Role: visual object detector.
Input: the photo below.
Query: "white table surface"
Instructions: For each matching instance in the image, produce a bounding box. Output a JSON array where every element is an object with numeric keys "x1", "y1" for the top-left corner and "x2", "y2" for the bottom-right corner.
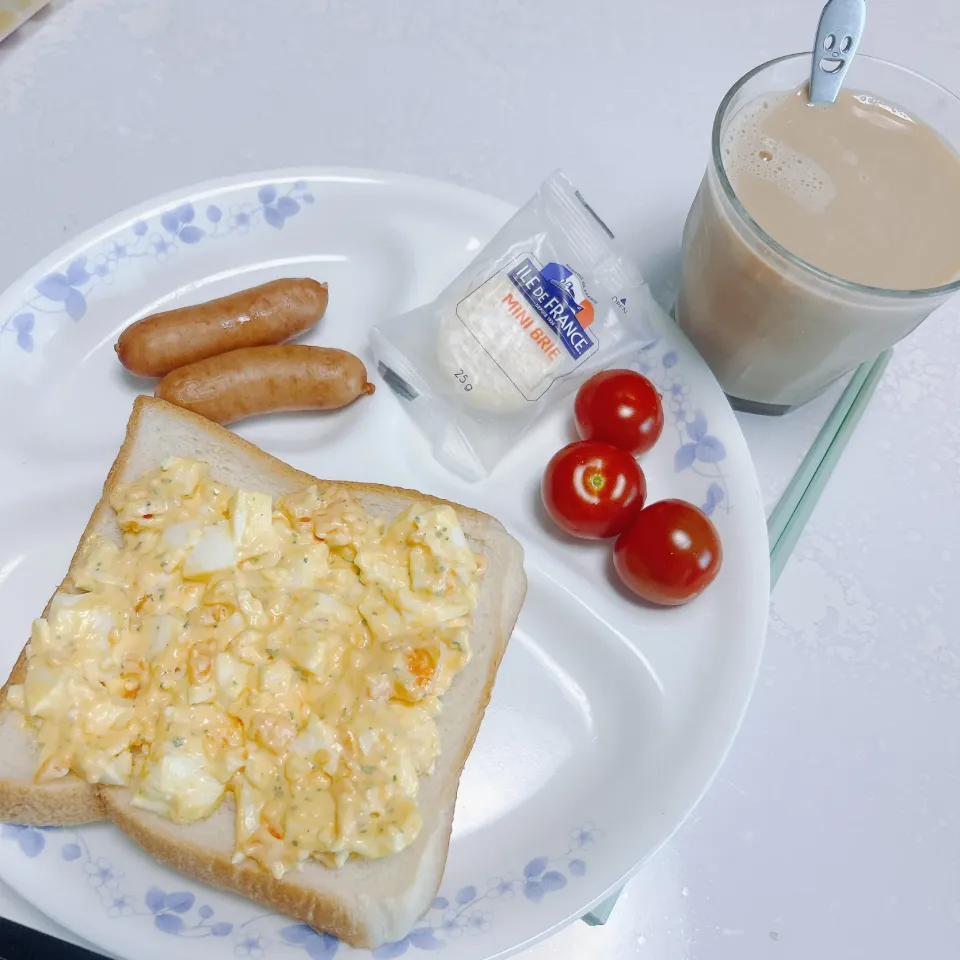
[{"x1": 1, "y1": 1, "x2": 959, "y2": 958}]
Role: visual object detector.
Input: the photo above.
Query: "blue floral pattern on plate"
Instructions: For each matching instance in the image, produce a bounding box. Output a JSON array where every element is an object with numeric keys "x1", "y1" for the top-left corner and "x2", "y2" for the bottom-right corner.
[
  {"x1": 637, "y1": 340, "x2": 731, "y2": 517},
  {"x1": 1, "y1": 821, "x2": 599, "y2": 956},
  {"x1": 1, "y1": 827, "x2": 234, "y2": 938},
  {"x1": 0, "y1": 181, "x2": 315, "y2": 354},
  {"x1": 362, "y1": 824, "x2": 600, "y2": 958}
]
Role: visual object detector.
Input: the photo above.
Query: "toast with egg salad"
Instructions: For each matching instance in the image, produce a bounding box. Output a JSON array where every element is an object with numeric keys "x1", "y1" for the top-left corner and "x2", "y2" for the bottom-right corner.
[{"x1": 0, "y1": 396, "x2": 526, "y2": 948}]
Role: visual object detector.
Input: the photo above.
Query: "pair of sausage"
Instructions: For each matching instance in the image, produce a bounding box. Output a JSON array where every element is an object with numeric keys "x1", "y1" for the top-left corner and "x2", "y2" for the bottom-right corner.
[{"x1": 115, "y1": 279, "x2": 374, "y2": 424}]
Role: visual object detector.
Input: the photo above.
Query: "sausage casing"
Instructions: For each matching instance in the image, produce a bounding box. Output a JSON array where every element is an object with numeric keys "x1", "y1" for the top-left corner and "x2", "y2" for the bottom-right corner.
[
  {"x1": 116, "y1": 278, "x2": 328, "y2": 377},
  {"x1": 154, "y1": 345, "x2": 375, "y2": 424}
]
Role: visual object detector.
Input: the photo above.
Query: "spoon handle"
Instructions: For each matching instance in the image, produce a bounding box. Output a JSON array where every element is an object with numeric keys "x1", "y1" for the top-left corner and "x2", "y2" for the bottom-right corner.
[{"x1": 809, "y1": 0, "x2": 867, "y2": 104}]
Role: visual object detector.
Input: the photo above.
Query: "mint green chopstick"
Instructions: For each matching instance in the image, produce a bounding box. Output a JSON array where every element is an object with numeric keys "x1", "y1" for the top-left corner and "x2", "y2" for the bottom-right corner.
[
  {"x1": 581, "y1": 896, "x2": 618, "y2": 927},
  {"x1": 582, "y1": 349, "x2": 891, "y2": 928},
  {"x1": 768, "y1": 350, "x2": 890, "y2": 586}
]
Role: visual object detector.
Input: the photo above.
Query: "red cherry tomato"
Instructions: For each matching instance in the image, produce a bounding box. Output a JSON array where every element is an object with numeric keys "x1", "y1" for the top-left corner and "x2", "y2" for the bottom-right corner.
[
  {"x1": 574, "y1": 369, "x2": 664, "y2": 456},
  {"x1": 613, "y1": 499, "x2": 722, "y2": 605},
  {"x1": 542, "y1": 441, "x2": 646, "y2": 539}
]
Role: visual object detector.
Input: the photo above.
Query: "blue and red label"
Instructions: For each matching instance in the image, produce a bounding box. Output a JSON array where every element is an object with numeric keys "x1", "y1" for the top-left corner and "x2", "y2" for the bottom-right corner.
[{"x1": 507, "y1": 259, "x2": 595, "y2": 360}]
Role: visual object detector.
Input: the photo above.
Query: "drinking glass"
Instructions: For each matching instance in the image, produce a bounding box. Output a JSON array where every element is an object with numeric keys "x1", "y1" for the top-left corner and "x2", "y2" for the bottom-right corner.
[{"x1": 676, "y1": 53, "x2": 960, "y2": 413}]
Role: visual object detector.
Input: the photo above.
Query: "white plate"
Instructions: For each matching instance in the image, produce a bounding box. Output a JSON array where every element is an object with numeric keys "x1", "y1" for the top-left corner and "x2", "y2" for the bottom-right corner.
[{"x1": 0, "y1": 169, "x2": 769, "y2": 960}]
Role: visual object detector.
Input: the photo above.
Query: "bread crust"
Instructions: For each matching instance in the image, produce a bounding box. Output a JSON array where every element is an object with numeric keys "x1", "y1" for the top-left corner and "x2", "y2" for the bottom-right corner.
[{"x1": 0, "y1": 397, "x2": 526, "y2": 947}]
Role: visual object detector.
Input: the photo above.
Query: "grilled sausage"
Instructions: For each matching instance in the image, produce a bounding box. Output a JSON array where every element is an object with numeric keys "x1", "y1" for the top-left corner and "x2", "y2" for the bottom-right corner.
[
  {"x1": 154, "y1": 345, "x2": 375, "y2": 424},
  {"x1": 116, "y1": 279, "x2": 328, "y2": 377}
]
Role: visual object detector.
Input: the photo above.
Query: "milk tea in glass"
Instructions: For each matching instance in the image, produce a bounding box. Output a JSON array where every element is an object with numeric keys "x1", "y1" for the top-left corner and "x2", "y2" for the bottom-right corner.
[{"x1": 677, "y1": 54, "x2": 960, "y2": 413}]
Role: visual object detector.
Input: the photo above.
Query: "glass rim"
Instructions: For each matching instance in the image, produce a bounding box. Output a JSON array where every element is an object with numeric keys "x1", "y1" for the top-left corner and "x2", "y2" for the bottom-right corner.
[{"x1": 711, "y1": 52, "x2": 960, "y2": 300}]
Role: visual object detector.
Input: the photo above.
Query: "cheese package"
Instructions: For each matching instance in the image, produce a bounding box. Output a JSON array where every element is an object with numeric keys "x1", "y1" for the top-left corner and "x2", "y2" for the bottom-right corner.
[{"x1": 369, "y1": 171, "x2": 656, "y2": 480}]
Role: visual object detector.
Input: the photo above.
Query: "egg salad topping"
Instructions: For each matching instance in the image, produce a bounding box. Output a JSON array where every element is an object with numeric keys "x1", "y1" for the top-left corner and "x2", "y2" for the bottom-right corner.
[{"x1": 6, "y1": 458, "x2": 483, "y2": 877}]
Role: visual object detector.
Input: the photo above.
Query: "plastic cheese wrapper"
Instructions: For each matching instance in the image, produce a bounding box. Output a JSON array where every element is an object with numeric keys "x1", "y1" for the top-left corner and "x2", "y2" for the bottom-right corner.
[{"x1": 369, "y1": 171, "x2": 656, "y2": 481}]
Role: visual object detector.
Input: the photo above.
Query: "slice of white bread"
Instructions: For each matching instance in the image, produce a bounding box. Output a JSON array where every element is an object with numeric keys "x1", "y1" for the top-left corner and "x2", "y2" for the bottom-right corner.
[{"x1": 0, "y1": 396, "x2": 526, "y2": 948}]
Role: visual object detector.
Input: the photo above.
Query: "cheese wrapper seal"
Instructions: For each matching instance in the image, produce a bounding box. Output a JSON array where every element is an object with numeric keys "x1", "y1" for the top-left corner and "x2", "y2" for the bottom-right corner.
[{"x1": 369, "y1": 171, "x2": 656, "y2": 481}]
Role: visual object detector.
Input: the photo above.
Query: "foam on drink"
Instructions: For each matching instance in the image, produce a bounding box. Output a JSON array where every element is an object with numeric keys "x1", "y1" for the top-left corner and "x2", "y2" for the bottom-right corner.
[{"x1": 719, "y1": 86, "x2": 960, "y2": 289}]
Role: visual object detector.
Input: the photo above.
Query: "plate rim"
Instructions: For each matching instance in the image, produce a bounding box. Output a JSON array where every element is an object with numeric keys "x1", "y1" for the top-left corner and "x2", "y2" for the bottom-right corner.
[
  {"x1": 0, "y1": 166, "x2": 770, "y2": 960},
  {"x1": 0, "y1": 166, "x2": 517, "y2": 317}
]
